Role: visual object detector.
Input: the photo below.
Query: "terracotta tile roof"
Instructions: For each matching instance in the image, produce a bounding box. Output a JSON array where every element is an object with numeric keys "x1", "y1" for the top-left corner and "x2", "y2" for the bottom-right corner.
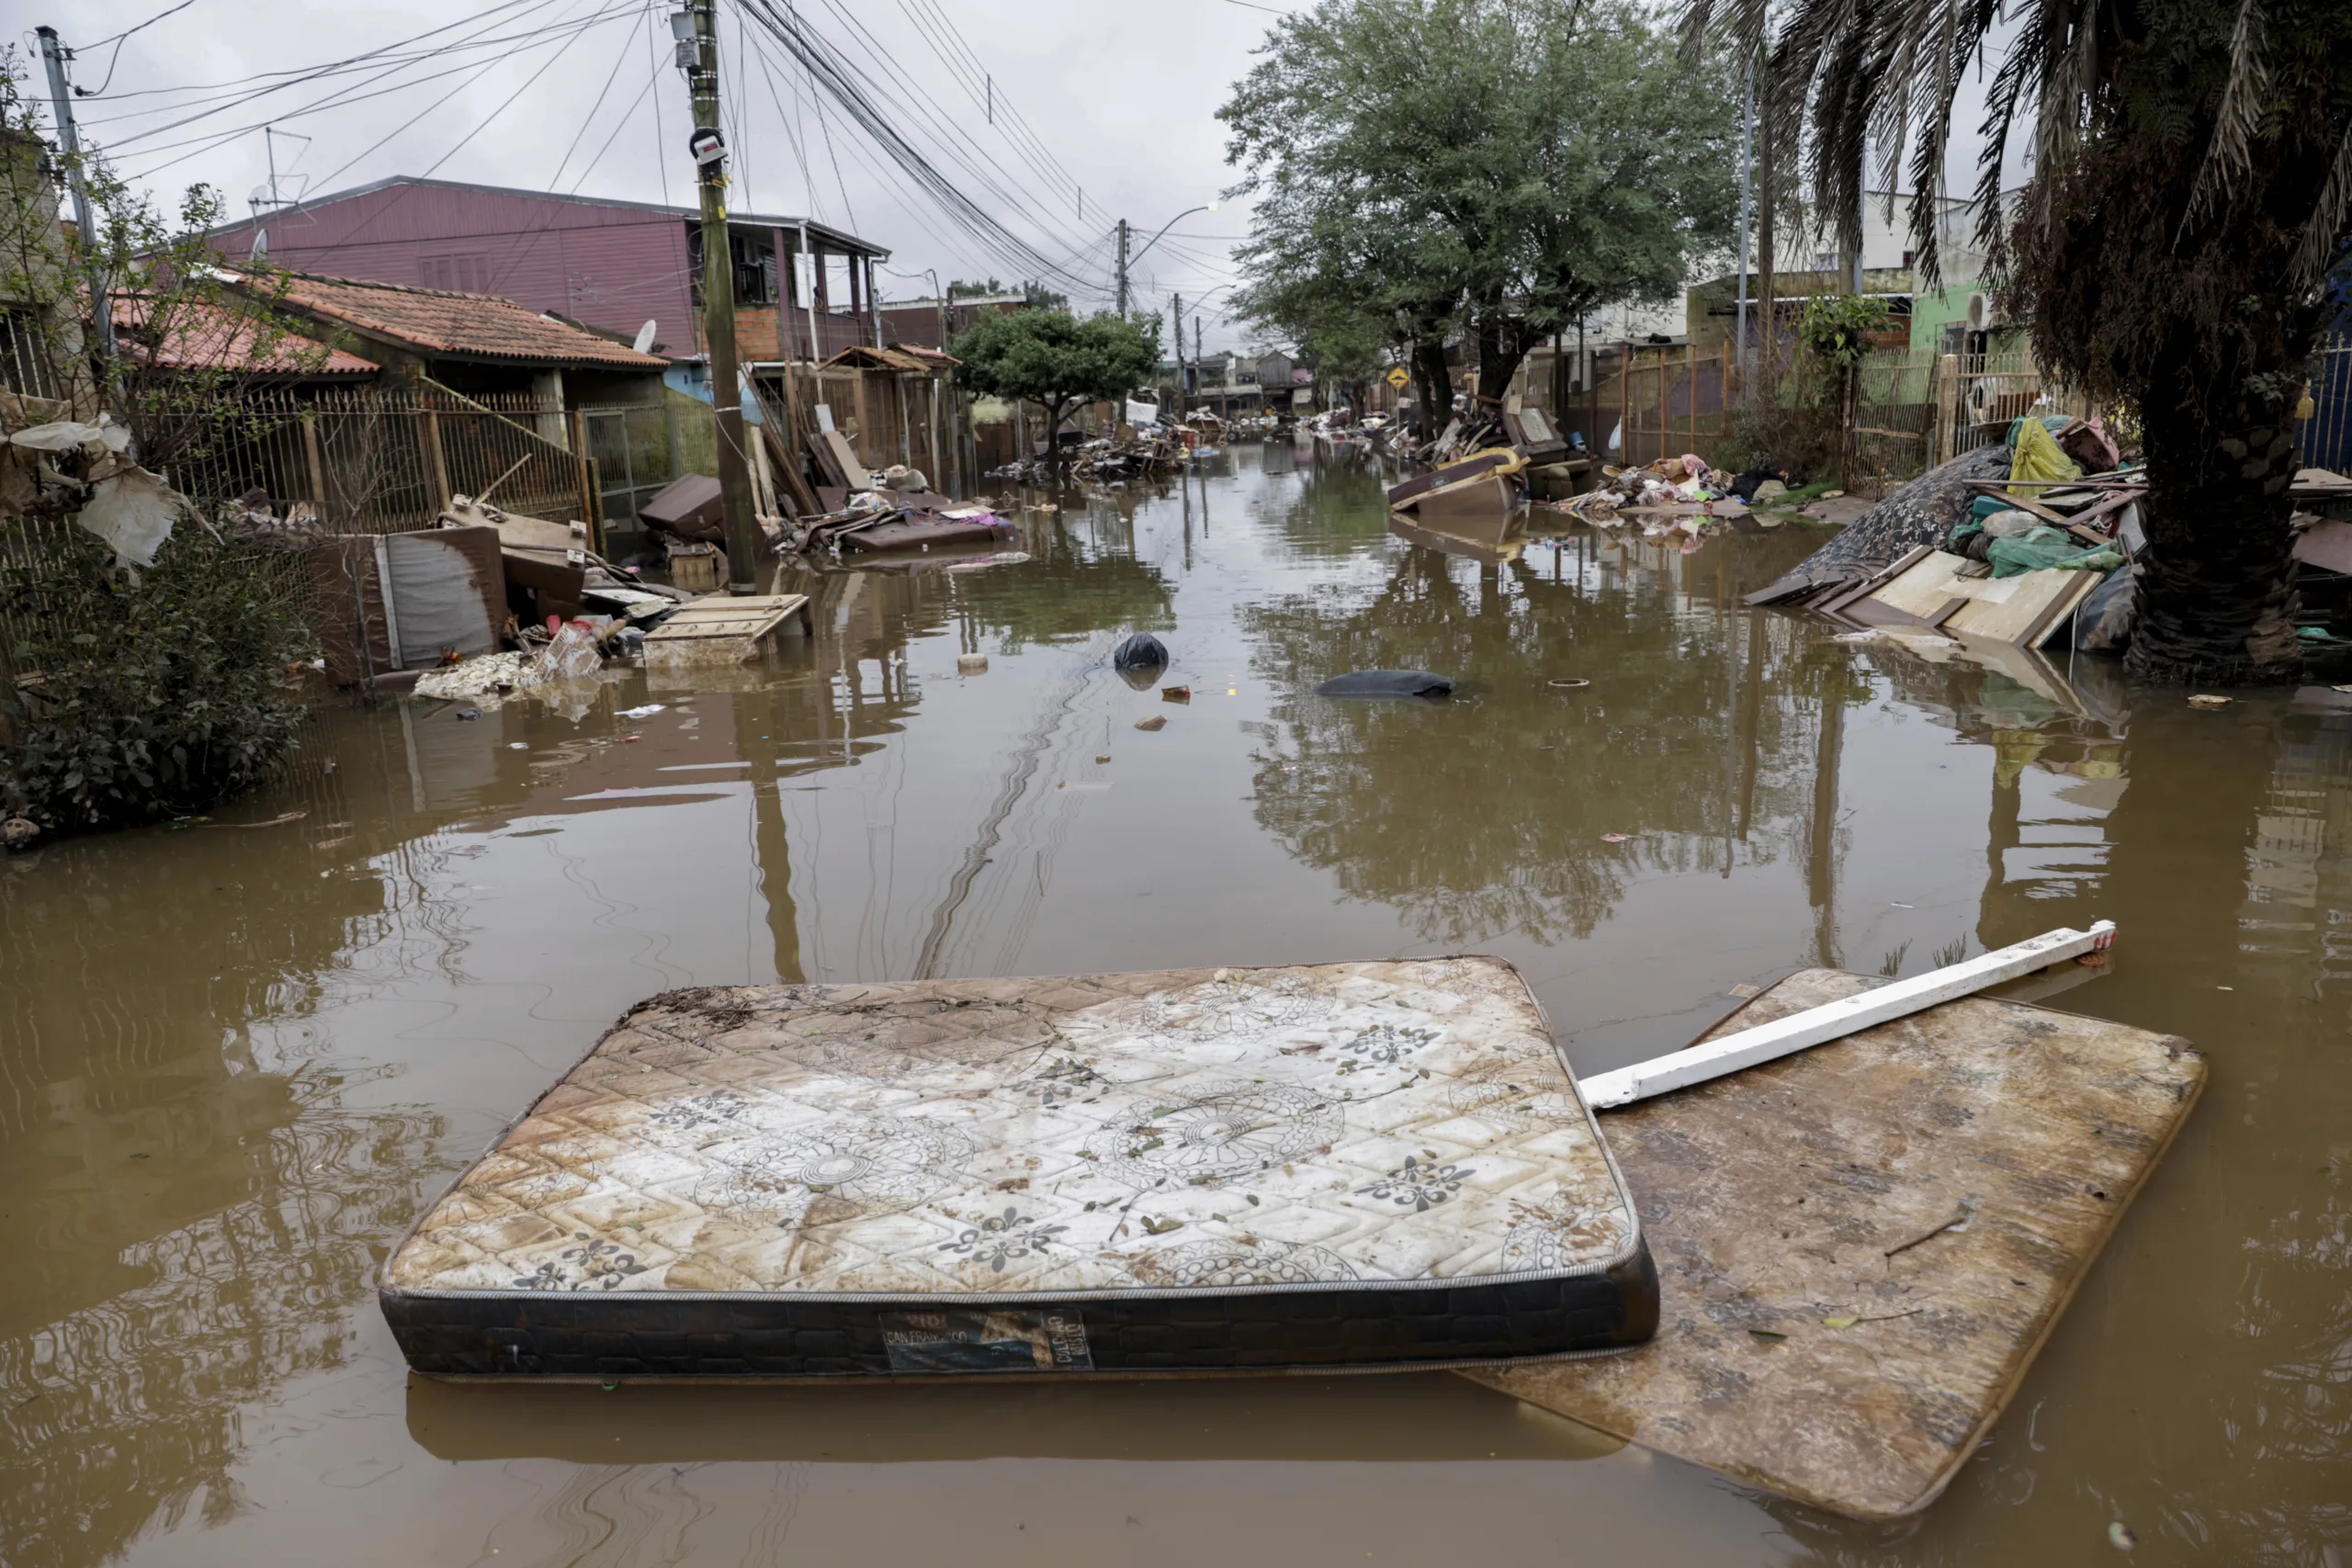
[
  {"x1": 243, "y1": 270, "x2": 667, "y2": 370},
  {"x1": 110, "y1": 293, "x2": 379, "y2": 378}
]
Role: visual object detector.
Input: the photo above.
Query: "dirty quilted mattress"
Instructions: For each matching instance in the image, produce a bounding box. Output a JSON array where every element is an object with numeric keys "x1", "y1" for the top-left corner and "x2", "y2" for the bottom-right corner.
[{"x1": 381, "y1": 959, "x2": 1657, "y2": 1379}]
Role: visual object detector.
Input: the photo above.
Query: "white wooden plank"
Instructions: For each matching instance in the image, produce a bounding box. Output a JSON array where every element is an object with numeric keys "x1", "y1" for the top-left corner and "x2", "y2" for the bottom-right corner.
[{"x1": 1577, "y1": 920, "x2": 2117, "y2": 1110}]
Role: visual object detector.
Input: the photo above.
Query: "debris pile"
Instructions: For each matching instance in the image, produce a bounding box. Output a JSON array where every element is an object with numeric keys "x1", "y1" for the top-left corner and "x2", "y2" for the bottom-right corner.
[
  {"x1": 1745, "y1": 415, "x2": 2187, "y2": 651},
  {"x1": 985, "y1": 424, "x2": 1191, "y2": 487},
  {"x1": 1546, "y1": 452, "x2": 1756, "y2": 539},
  {"x1": 783, "y1": 489, "x2": 1018, "y2": 556}
]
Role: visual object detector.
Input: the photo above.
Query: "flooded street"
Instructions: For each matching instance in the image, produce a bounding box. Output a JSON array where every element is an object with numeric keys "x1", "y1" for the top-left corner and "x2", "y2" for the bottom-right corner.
[{"x1": 3, "y1": 439, "x2": 2346, "y2": 1565}]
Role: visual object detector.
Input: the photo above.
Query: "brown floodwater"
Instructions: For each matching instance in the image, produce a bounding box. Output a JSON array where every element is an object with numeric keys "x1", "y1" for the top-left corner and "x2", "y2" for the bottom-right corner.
[{"x1": 2, "y1": 440, "x2": 2346, "y2": 1566}]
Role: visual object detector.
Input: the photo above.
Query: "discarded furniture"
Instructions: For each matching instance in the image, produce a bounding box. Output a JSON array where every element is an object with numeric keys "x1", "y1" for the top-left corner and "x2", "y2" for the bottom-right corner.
[
  {"x1": 637, "y1": 474, "x2": 726, "y2": 545},
  {"x1": 639, "y1": 592, "x2": 811, "y2": 666},
  {"x1": 1385, "y1": 449, "x2": 1520, "y2": 512},
  {"x1": 379, "y1": 959, "x2": 1657, "y2": 1379},
  {"x1": 1471, "y1": 967, "x2": 2203, "y2": 1518},
  {"x1": 301, "y1": 525, "x2": 505, "y2": 683}
]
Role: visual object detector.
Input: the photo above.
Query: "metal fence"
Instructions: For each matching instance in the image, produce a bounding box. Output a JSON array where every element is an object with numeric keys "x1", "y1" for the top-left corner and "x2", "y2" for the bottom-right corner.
[
  {"x1": 147, "y1": 380, "x2": 600, "y2": 541},
  {"x1": 2305, "y1": 331, "x2": 2352, "y2": 474}
]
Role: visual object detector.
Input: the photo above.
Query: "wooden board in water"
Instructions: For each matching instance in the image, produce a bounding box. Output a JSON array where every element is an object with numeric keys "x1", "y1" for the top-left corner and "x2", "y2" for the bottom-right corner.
[
  {"x1": 1465, "y1": 968, "x2": 2203, "y2": 1520},
  {"x1": 642, "y1": 593, "x2": 811, "y2": 666}
]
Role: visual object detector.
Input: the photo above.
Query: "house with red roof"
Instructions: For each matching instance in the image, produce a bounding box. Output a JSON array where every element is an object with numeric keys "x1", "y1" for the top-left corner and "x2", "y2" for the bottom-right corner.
[{"x1": 224, "y1": 268, "x2": 668, "y2": 407}]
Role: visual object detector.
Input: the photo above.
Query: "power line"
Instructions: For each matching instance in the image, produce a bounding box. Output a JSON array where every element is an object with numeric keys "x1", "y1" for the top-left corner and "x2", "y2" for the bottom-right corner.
[
  {"x1": 85, "y1": 0, "x2": 589, "y2": 130},
  {"x1": 729, "y1": 0, "x2": 1107, "y2": 295},
  {"x1": 110, "y1": 0, "x2": 631, "y2": 180}
]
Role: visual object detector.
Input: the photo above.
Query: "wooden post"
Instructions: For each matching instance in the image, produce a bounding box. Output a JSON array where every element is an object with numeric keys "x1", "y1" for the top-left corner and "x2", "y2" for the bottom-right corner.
[
  {"x1": 300, "y1": 410, "x2": 327, "y2": 516},
  {"x1": 852, "y1": 368, "x2": 872, "y2": 470},
  {"x1": 1620, "y1": 340, "x2": 1632, "y2": 464},
  {"x1": 423, "y1": 411, "x2": 452, "y2": 510},
  {"x1": 928, "y1": 374, "x2": 944, "y2": 487},
  {"x1": 571, "y1": 410, "x2": 603, "y2": 552},
  {"x1": 1687, "y1": 340, "x2": 1698, "y2": 460},
  {"x1": 1935, "y1": 353, "x2": 1961, "y2": 465}
]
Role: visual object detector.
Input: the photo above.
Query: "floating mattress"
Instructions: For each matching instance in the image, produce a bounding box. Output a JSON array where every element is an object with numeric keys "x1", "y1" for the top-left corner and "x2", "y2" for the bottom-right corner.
[{"x1": 382, "y1": 959, "x2": 1657, "y2": 1380}]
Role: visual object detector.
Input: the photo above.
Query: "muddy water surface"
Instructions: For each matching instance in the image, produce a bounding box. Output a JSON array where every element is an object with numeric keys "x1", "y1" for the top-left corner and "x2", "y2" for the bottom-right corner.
[{"x1": 2, "y1": 443, "x2": 2345, "y2": 1565}]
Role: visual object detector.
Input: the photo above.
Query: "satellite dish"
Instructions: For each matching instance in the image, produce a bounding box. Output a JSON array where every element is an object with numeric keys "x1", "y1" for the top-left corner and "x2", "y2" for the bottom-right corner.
[
  {"x1": 632, "y1": 320, "x2": 658, "y2": 355},
  {"x1": 248, "y1": 227, "x2": 268, "y2": 260}
]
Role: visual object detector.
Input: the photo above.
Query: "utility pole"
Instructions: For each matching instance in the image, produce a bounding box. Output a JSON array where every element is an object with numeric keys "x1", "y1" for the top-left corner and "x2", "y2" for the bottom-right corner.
[
  {"x1": 680, "y1": 0, "x2": 759, "y2": 593},
  {"x1": 35, "y1": 27, "x2": 113, "y2": 364},
  {"x1": 1114, "y1": 219, "x2": 1130, "y2": 317},
  {"x1": 1171, "y1": 293, "x2": 1186, "y2": 417}
]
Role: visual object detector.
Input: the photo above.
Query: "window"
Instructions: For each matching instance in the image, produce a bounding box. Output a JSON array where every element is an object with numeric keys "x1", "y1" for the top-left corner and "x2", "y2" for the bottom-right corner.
[
  {"x1": 729, "y1": 234, "x2": 776, "y2": 305},
  {"x1": 0, "y1": 306, "x2": 58, "y2": 396},
  {"x1": 420, "y1": 253, "x2": 492, "y2": 292},
  {"x1": 688, "y1": 230, "x2": 778, "y2": 306}
]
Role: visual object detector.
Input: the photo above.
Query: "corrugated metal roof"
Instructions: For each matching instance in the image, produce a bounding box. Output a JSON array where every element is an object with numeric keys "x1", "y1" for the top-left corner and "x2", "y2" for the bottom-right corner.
[{"x1": 242, "y1": 270, "x2": 667, "y2": 369}]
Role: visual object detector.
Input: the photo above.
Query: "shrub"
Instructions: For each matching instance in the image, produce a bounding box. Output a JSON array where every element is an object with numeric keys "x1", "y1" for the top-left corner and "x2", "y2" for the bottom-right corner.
[{"x1": 1, "y1": 526, "x2": 312, "y2": 831}]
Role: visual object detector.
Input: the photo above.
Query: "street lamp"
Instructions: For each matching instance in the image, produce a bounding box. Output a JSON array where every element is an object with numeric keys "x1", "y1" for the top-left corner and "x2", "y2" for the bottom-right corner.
[
  {"x1": 1131, "y1": 201, "x2": 1220, "y2": 271},
  {"x1": 1117, "y1": 202, "x2": 1220, "y2": 316}
]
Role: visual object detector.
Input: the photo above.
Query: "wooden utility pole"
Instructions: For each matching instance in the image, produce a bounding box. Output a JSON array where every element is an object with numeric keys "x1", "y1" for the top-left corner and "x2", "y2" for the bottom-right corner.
[
  {"x1": 1115, "y1": 220, "x2": 1130, "y2": 317},
  {"x1": 684, "y1": 0, "x2": 759, "y2": 592}
]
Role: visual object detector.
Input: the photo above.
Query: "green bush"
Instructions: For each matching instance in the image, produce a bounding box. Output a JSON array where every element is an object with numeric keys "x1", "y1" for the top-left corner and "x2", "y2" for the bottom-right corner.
[{"x1": 1, "y1": 527, "x2": 312, "y2": 831}]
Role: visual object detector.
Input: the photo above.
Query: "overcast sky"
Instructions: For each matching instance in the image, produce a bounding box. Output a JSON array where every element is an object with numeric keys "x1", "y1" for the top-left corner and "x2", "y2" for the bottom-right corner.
[
  {"x1": 27, "y1": 0, "x2": 2017, "y2": 355},
  {"x1": 29, "y1": 0, "x2": 1282, "y2": 349}
]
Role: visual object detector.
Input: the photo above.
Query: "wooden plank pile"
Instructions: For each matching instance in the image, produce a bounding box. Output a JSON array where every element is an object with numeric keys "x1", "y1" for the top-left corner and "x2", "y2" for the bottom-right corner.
[
  {"x1": 1746, "y1": 466, "x2": 2150, "y2": 648},
  {"x1": 1753, "y1": 458, "x2": 2352, "y2": 650}
]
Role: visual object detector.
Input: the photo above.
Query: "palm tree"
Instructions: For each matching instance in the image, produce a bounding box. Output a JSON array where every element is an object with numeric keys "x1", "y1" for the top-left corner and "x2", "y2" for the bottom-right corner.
[{"x1": 1693, "y1": 0, "x2": 2352, "y2": 683}]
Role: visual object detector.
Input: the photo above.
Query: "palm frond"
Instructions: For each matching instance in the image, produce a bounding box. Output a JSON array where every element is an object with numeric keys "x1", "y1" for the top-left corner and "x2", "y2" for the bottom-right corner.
[
  {"x1": 2182, "y1": 0, "x2": 2270, "y2": 236},
  {"x1": 2290, "y1": 124, "x2": 2352, "y2": 287}
]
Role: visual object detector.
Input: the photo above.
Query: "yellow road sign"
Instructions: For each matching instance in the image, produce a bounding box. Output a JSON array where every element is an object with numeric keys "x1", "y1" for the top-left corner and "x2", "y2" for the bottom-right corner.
[{"x1": 1385, "y1": 367, "x2": 1409, "y2": 389}]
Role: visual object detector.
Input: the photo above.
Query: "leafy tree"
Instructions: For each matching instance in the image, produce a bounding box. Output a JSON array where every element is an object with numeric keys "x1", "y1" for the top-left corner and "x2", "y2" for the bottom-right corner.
[
  {"x1": 1799, "y1": 294, "x2": 1895, "y2": 486},
  {"x1": 1, "y1": 528, "x2": 311, "y2": 831},
  {"x1": 1695, "y1": 0, "x2": 2352, "y2": 684},
  {"x1": 1, "y1": 53, "x2": 319, "y2": 834},
  {"x1": 949, "y1": 310, "x2": 1162, "y2": 466},
  {"x1": 1221, "y1": 0, "x2": 1739, "y2": 425}
]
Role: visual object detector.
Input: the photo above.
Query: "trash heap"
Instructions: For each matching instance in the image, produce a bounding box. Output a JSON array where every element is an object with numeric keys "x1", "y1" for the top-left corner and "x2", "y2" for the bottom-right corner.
[
  {"x1": 1550, "y1": 452, "x2": 1755, "y2": 536},
  {"x1": 1745, "y1": 414, "x2": 2184, "y2": 652},
  {"x1": 783, "y1": 488, "x2": 1018, "y2": 557},
  {"x1": 984, "y1": 423, "x2": 1191, "y2": 487}
]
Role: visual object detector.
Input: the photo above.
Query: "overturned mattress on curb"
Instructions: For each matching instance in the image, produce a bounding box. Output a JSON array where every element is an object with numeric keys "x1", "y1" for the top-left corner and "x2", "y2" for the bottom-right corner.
[{"x1": 380, "y1": 959, "x2": 1657, "y2": 1379}]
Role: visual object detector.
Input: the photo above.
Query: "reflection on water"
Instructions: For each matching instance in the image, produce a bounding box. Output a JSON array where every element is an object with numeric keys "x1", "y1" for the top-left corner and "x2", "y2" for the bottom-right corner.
[{"x1": 0, "y1": 438, "x2": 2346, "y2": 1566}]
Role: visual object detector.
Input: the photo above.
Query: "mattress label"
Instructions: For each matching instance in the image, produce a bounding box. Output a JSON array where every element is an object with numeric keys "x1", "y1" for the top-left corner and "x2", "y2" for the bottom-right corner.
[{"x1": 877, "y1": 1309, "x2": 1093, "y2": 1372}]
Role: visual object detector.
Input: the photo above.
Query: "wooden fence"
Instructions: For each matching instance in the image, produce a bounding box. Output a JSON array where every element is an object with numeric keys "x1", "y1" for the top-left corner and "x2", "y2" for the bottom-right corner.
[
  {"x1": 763, "y1": 365, "x2": 965, "y2": 491},
  {"x1": 1575, "y1": 345, "x2": 2057, "y2": 487}
]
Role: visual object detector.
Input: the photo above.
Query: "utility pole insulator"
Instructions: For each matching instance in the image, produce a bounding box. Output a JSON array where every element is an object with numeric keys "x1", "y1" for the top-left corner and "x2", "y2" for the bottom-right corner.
[{"x1": 684, "y1": 0, "x2": 761, "y2": 594}]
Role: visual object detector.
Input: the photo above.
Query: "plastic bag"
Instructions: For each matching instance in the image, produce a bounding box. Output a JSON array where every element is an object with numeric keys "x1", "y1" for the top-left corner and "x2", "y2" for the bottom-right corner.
[
  {"x1": 534, "y1": 623, "x2": 603, "y2": 682},
  {"x1": 1987, "y1": 525, "x2": 2125, "y2": 578},
  {"x1": 2007, "y1": 417, "x2": 2082, "y2": 497}
]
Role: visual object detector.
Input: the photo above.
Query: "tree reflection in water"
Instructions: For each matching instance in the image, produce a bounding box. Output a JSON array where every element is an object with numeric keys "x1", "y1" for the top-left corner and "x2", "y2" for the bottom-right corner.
[{"x1": 1242, "y1": 522, "x2": 1855, "y2": 946}]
